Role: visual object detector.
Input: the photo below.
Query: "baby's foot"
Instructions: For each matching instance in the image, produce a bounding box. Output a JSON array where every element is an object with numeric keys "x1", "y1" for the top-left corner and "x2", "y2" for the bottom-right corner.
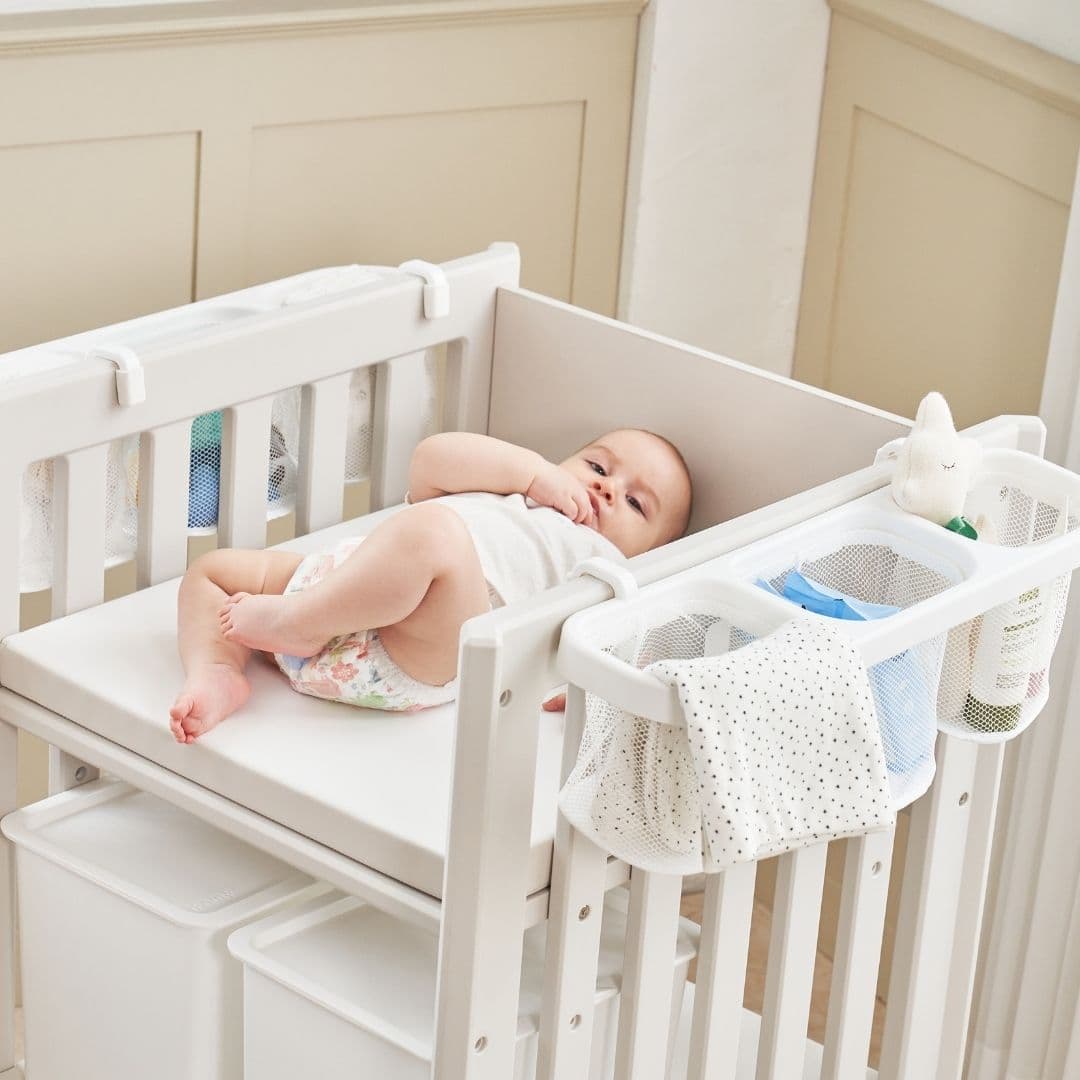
[
  {"x1": 219, "y1": 592, "x2": 328, "y2": 658},
  {"x1": 169, "y1": 663, "x2": 251, "y2": 743}
]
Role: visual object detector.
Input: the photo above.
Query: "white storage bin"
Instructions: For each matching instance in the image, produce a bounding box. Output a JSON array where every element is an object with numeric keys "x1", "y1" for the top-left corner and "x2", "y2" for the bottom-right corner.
[
  {"x1": 0, "y1": 780, "x2": 315, "y2": 1080},
  {"x1": 228, "y1": 887, "x2": 699, "y2": 1080}
]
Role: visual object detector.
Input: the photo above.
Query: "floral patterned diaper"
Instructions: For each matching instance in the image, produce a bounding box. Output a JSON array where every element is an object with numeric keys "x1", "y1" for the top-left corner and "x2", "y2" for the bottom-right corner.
[{"x1": 272, "y1": 538, "x2": 458, "y2": 712}]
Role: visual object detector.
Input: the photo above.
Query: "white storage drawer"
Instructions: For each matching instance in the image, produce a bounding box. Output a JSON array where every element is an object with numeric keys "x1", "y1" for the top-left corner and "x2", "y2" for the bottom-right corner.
[
  {"x1": 0, "y1": 779, "x2": 315, "y2": 1080},
  {"x1": 228, "y1": 887, "x2": 699, "y2": 1080}
]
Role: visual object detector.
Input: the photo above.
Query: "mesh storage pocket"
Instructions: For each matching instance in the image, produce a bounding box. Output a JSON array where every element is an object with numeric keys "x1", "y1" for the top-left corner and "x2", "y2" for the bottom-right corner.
[
  {"x1": 560, "y1": 613, "x2": 749, "y2": 875},
  {"x1": 755, "y1": 531, "x2": 957, "y2": 799},
  {"x1": 938, "y1": 478, "x2": 1075, "y2": 741}
]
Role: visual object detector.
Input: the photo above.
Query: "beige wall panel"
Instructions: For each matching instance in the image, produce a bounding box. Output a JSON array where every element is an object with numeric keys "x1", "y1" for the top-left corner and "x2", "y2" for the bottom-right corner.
[
  {"x1": 247, "y1": 103, "x2": 583, "y2": 300},
  {"x1": 0, "y1": 133, "x2": 198, "y2": 351},
  {"x1": 795, "y1": 3, "x2": 1080, "y2": 426},
  {"x1": 827, "y1": 109, "x2": 1068, "y2": 429}
]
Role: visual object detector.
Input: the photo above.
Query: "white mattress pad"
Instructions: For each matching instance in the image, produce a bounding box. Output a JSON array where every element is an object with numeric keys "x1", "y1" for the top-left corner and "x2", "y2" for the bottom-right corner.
[{"x1": 0, "y1": 509, "x2": 566, "y2": 900}]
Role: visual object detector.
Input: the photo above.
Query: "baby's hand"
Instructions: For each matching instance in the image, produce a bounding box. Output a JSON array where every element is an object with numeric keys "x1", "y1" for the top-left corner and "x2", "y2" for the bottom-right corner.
[{"x1": 527, "y1": 462, "x2": 594, "y2": 524}]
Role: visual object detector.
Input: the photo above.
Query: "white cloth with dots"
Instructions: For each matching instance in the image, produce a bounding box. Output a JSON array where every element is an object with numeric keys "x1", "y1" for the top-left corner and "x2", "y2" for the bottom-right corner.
[{"x1": 562, "y1": 618, "x2": 895, "y2": 874}]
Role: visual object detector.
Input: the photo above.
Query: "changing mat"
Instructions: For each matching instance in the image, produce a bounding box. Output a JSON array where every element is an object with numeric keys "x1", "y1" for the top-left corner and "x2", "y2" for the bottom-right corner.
[
  {"x1": 560, "y1": 619, "x2": 895, "y2": 874},
  {"x1": 0, "y1": 505, "x2": 565, "y2": 900}
]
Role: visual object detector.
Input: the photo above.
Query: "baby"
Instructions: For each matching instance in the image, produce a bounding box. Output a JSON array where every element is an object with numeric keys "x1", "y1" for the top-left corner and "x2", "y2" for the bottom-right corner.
[{"x1": 169, "y1": 428, "x2": 692, "y2": 742}]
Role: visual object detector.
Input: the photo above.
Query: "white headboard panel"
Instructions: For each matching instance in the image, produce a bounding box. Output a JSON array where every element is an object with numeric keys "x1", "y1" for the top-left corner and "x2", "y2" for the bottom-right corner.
[{"x1": 487, "y1": 289, "x2": 911, "y2": 532}]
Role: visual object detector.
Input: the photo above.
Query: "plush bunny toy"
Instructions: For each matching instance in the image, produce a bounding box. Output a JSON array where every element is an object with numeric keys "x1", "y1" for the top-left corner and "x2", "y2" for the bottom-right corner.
[{"x1": 890, "y1": 392, "x2": 981, "y2": 529}]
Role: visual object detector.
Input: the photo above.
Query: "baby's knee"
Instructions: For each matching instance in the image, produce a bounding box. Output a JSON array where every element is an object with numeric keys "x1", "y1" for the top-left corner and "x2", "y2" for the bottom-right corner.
[
  {"x1": 398, "y1": 503, "x2": 477, "y2": 570},
  {"x1": 187, "y1": 548, "x2": 239, "y2": 580}
]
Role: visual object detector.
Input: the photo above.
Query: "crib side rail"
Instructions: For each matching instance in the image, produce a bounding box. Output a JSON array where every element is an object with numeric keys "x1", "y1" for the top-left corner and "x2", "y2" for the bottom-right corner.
[{"x1": 0, "y1": 245, "x2": 519, "y2": 642}]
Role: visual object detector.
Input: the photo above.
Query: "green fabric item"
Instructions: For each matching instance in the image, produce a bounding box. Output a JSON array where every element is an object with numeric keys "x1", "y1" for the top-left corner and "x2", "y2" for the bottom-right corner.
[{"x1": 944, "y1": 515, "x2": 978, "y2": 540}]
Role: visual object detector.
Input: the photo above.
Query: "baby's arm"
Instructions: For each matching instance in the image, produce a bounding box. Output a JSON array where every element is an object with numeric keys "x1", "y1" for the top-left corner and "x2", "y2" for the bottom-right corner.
[{"x1": 408, "y1": 432, "x2": 594, "y2": 523}]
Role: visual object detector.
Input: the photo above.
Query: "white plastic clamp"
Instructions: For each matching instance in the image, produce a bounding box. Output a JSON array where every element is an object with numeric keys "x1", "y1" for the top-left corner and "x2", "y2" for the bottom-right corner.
[
  {"x1": 571, "y1": 557, "x2": 639, "y2": 601},
  {"x1": 88, "y1": 345, "x2": 146, "y2": 407},
  {"x1": 398, "y1": 259, "x2": 450, "y2": 319}
]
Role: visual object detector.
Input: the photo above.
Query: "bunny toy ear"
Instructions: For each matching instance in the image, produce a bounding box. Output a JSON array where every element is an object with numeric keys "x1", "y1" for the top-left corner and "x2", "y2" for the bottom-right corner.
[{"x1": 913, "y1": 391, "x2": 957, "y2": 435}]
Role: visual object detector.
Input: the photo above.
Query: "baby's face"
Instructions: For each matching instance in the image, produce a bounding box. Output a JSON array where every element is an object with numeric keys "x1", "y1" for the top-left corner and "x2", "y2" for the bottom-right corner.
[{"x1": 560, "y1": 429, "x2": 691, "y2": 557}]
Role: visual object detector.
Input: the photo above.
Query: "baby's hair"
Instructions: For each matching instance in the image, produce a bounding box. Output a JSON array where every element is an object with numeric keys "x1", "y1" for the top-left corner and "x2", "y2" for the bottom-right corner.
[{"x1": 641, "y1": 430, "x2": 693, "y2": 540}]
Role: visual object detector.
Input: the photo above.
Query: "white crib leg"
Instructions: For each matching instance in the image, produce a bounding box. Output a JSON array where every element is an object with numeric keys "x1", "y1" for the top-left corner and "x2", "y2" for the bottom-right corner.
[
  {"x1": 434, "y1": 627, "x2": 542, "y2": 1080},
  {"x1": 612, "y1": 869, "x2": 684, "y2": 1080},
  {"x1": 820, "y1": 828, "x2": 895, "y2": 1080},
  {"x1": 756, "y1": 843, "x2": 829, "y2": 1080},
  {"x1": 879, "y1": 735, "x2": 979, "y2": 1080},
  {"x1": 935, "y1": 742, "x2": 1005, "y2": 1080},
  {"x1": 685, "y1": 862, "x2": 756, "y2": 1080},
  {"x1": 537, "y1": 686, "x2": 608, "y2": 1080},
  {"x1": 0, "y1": 719, "x2": 18, "y2": 1073}
]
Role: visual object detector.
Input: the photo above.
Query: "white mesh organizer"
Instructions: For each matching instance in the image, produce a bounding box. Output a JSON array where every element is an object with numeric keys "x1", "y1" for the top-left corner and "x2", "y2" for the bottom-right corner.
[
  {"x1": 9, "y1": 263, "x2": 442, "y2": 591},
  {"x1": 558, "y1": 459, "x2": 1080, "y2": 872}
]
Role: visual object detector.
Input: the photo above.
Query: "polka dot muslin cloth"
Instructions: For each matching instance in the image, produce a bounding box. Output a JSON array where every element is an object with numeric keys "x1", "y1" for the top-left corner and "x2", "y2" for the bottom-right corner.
[{"x1": 560, "y1": 618, "x2": 896, "y2": 874}]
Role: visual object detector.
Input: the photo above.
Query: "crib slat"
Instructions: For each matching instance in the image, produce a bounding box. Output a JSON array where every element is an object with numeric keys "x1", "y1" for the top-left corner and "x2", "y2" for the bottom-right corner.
[
  {"x1": 219, "y1": 398, "x2": 275, "y2": 550},
  {"x1": 820, "y1": 829, "x2": 895, "y2": 1080},
  {"x1": 756, "y1": 843, "x2": 828, "y2": 1080},
  {"x1": 0, "y1": 465, "x2": 20, "y2": 641},
  {"x1": 879, "y1": 736, "x2": 979, "y2": 1080},
  {"x1": 612, "y1": 869, "x2": 684, "y2": 1080},
  {"x1": 297, "y1": 373, "x2": 352, "y2": 534},
  {"x1": 137, "y1": 421, "x2": 193, "y2": 587},
  {"x1": 370, "y1": 352, "x2": 432, "y2": 511},
  {"x1": 0, "y1": 721, "x2": 17, "y2": 1072},
  {"x1": 51, "y1": 444, "x2": 108, "y2": 618},
  {"x1": 936, "y1": 743, "x2": 1005, "y2": 1080},
  {"x1": 685, "y1": 862, "x2": 757, "y2": 1080},
  {"x1": 537, "y1": 686, "x2": 609, "y2": 1080}
]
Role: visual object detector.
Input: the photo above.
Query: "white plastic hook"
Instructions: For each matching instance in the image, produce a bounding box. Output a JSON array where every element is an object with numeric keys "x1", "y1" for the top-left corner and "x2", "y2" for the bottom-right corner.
[
  {"x1": 398, "y1": 259, "x2": 449, "y2": 319},
  {"x1": 88, "y1": 345, "x2": 145, "y2": 407},
  {"x1": 571, "y1": 557, "x2": 639, "y2": 601}
]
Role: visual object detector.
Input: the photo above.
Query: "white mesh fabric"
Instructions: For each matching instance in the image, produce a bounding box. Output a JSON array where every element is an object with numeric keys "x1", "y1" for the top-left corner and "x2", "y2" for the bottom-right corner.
[
  {"x1": 938, "y1": 479, "x2": 1076, "y2": 740},
  {"x1": 560, "y1": 613, "x2": 732, "y2": 875},
  {"x1": 19, "y1": 459, "x2": 55, "y2": 593},
  {"x1": 19, "y1": 439, "x2": 139, "y2": 593}
]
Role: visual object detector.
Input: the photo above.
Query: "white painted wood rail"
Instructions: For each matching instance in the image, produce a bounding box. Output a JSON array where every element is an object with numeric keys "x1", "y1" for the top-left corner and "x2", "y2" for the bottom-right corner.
[
  {"x1": 136, "y1": 421, "x2": 193, "y2": 588},
  {"x1": 296, "y1": 374, "x2": 352, "y2": 535}
]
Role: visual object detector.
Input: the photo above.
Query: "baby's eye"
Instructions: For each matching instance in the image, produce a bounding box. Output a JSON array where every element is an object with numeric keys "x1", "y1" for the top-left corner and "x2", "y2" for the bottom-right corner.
[
  {"x1": 627, "y1": 494, "x2": 645, "y2": 516},
  {"x1": 588, "y1": 460, "x2": 606, "y2": 476},
  {"x1": 942, "y1": 462, "x2": 957, "y2": 471}
]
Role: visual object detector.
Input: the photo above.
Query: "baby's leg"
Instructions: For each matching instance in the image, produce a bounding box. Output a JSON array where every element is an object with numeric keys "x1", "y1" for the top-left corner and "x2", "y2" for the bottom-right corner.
[
  {"x1": 170, "y1": 548, "x2": 303, "y2": 743},
  {"x1": 221, "y1": 503, "x2": 490, "y2": 685}
]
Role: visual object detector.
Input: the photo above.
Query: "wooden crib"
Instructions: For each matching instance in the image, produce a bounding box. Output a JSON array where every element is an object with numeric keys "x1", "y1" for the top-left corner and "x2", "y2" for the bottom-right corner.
[{"x1": 0, "y1": 244, "x2": 1060, "y2": 1079}]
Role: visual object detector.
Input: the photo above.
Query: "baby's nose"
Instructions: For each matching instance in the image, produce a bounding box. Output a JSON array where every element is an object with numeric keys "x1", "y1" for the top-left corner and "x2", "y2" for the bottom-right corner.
[{"x1": 592, "y1": 477, "x2": 614, "y2": 501}]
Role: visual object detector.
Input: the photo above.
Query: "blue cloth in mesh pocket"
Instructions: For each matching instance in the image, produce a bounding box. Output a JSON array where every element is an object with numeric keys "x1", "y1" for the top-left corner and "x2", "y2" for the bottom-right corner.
[{"x1": 757, "y1": 571, "x2": 932, "y2": 777}]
